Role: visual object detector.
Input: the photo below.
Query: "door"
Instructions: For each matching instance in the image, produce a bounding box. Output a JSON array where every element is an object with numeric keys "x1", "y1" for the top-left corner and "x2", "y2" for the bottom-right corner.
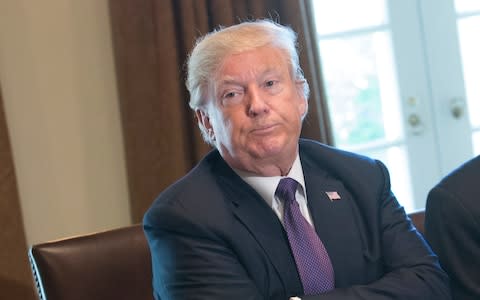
[{"x1": 309, "y1": 0, "x2": 479, "y2": 211}]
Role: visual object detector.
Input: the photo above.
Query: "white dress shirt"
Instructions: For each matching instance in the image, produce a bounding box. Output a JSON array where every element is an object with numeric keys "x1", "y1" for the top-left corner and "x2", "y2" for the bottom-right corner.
[{"x1": 234, "y1": 154, "x2": 314, "y2": 226}]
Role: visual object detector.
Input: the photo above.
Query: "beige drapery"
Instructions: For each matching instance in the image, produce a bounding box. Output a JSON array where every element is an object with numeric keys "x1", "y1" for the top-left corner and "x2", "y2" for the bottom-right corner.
[{"x1": 0, "y1": 84, "x2": 36, "y2": 299}]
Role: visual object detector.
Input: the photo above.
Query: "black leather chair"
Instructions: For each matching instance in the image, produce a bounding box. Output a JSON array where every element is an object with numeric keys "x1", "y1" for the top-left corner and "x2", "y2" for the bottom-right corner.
[
  {"x1": 408, "y1": 209, "x2": 425, "y2": 236},
  {"x1": 28, "y1": 211, "x2": 426, "y2": 300},
  {"x1": 28, "y1": 224, "x2": 153, "y2": 300}
]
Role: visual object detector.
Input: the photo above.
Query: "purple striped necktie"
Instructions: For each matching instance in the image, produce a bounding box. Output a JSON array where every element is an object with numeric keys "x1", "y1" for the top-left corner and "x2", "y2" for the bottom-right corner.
[{"x1": 276, "y1": 177, "x2": 335, "y2": 295}]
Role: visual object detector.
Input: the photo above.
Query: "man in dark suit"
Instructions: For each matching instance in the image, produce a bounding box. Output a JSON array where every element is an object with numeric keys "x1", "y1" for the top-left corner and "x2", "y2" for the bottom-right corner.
[
  {"x1": 143, "y1": 20, "x2": 450, "y2": 299},
  {"x1": 426, "y1": 155, "x2": 480, "y2": 300}
]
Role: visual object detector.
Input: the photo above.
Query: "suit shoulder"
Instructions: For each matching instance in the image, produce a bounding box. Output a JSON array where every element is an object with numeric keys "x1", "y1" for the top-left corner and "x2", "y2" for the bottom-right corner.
[
  {"x1": 437, "y1": 155, "x2": 480, "y2": 189},
  {"x1": 299, "y1": 139, "x2": 381, "y2": 171},
  {"x1": 299, "y1": 139, "x2": 389, "y2": 198},
  {"x1": 429, "y1": 155, "x2": 480, "y2": 214},
  {"x1": 143, "y1": 150, "x2": 224, "y2": 224}
]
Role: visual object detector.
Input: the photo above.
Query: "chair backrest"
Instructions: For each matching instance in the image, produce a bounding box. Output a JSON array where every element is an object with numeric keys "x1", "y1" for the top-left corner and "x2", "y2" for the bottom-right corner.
[
  {"x1": 28, "y1": 224, "x2": 153, "y2": 300},
  {"x1": 28, "y1": 211, "x2": 426, "y2": 300},
  {"x1": 408, "y1": 209, "x2": 425, "y2": 236}
]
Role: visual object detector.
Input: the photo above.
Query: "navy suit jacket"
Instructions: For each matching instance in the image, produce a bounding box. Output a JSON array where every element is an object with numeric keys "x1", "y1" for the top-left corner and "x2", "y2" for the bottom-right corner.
[
  {"x1": 144, "y1": 139, "x2": 450, "y2": 299},
  {"x1": 425, "y1": 155, "x2": 480, "y2": 300}
]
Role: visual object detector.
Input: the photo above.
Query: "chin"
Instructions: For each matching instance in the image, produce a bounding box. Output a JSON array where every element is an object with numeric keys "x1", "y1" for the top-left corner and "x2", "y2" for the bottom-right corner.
[{"x1": 251, "y1": 139, "x2": 292, "y2": 158}]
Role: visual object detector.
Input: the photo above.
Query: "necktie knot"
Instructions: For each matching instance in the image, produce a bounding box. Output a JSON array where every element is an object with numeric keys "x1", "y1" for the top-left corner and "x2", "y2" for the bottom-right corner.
[{"x1": 276, "y1": 177, "x2": 298, "y2": 204}]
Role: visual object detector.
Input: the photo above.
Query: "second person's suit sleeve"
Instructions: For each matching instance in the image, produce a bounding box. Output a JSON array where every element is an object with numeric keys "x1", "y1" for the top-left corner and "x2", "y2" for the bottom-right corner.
[{"x1": 426, "y1": 186, "x2": 480, "y2": 299}]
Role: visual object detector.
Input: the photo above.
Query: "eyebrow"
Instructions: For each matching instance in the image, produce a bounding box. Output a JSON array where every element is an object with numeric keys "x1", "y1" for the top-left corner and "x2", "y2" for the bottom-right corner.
[{"x1": 218, "y1": 68, "x2": 283, "y2": 86}]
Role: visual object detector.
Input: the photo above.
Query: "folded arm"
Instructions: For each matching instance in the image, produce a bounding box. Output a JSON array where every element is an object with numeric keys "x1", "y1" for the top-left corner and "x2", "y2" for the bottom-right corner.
[
  {"x1": 144, "y1": 204, "x2": 264, "y2": 300},
  {"x1": 302, "y1": 161, "x2": 451, "y2": 300}
]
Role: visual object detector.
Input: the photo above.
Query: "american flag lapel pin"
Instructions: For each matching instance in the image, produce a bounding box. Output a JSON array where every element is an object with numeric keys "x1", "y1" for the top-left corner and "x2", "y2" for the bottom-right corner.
[{"x1": 325, "y1": 191, "x2": 341, "y2": 201}]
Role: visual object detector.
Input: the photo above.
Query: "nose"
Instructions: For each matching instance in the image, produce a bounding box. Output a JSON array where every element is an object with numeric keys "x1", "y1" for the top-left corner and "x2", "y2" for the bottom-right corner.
[{"x1": 246, "y1": 86, "x2": 269, "y2": 117}]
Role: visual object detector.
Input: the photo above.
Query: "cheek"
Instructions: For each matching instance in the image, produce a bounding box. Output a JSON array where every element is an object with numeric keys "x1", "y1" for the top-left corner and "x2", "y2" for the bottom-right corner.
[
  {"x1": 227, "y1": 120, "x2": 244, "y2": 141},
  {"x1": 213, "y1": 116, "x2": 236, "y2": 141},
  {"x1": 222, "y1": 112, "x2": 243, "y2": 131}
]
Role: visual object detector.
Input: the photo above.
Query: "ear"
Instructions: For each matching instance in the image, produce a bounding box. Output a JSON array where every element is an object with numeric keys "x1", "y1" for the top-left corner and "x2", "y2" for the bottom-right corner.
[
  {"x1": 295, "y1": 81, "x2": 308, "y2": 117},
  {"x1": 298, "y1": 95, "x2": 307, "y2": 117},
  {"x1": 195, "y1": 109, "x2": 213, "y2": 131}
]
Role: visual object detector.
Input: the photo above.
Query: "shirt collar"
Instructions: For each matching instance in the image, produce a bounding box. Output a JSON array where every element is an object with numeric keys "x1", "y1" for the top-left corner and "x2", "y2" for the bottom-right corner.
[{"x1": 234, "y1": 154, "x2": 306, "y2": 207}]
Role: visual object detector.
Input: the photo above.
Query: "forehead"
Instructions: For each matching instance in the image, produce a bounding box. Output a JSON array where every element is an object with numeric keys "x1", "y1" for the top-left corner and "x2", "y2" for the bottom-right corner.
[{"x1": 216, "y1": 46, "x2": 291, "y2": 81}]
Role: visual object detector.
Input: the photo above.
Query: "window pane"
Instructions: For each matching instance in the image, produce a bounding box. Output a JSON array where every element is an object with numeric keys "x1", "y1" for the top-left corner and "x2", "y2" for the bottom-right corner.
[
  {"x1": 318, "y1": 31, "x2": 403, "y2": 148},
  {"x1": 457, "y1": 16, "x2": 480, "y2": 128},
  {"x1": 455, "y1": 0, "x2": 480, "y2": 13},
  {"x1": 311, "y1": 0, "x2": 388, "y2": 35},
  {"x1": 360, "y1": 146, "x2": 415, "y2": 212},
  {"x1": 473, "y1": 131, "x2": 480, "y2": 156}
]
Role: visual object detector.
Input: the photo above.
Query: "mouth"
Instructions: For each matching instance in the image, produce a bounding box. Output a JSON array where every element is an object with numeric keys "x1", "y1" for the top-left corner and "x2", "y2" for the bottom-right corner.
[{"x1": 250, "y1": 124, "x2": 278, "y2": 135}]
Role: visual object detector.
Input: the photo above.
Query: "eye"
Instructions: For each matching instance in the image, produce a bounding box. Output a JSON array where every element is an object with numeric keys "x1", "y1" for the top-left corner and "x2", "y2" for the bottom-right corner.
[
  {"x1": 224, "y1": 91, "x2": 237, "y2": 98},
  {"x1": 263, "y1": 79, "x2": 282, "y2": 94},
  {"x1": 265, "y1": 80, "x2": 277, "y2": 87},
  {"x1": 220, "y1": 88, "x2": 244, "y2": 107}
]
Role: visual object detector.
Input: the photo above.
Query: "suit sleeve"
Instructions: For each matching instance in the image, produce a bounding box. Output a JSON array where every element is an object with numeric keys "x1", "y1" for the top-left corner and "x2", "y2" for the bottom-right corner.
[
  {"x1": 303, "y1": 161, "x2": 451, "y2": 300},
  {"x1": 426, "y1": 186, "x2": 480, "y2": 299},
  {"x1": 143, "y1": 202, "x2": 264, "y2": 300}
]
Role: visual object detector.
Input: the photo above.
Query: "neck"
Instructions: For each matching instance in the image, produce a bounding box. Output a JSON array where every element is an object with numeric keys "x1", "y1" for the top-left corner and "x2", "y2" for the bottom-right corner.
[{"x1": 224, "y1": 150, "x2": 297, "y2": 177}]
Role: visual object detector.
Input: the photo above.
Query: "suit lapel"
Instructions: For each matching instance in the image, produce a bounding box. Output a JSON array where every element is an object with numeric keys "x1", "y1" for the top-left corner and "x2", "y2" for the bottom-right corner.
[
  {"x1": 302, "y1": 164, "x2": 342, "y2": 263},
  {"x1": 213, "y1": 157, "x2": 303, "y2": 293},
  {"x1": 301, "y1": 151, "x2": 367, "y2": 286}
]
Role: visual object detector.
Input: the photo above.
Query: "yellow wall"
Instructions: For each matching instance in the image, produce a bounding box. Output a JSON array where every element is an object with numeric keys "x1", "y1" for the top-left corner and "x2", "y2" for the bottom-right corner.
[{"x1": 0, "y1": 0, "x2": 131, "y2": 245}]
